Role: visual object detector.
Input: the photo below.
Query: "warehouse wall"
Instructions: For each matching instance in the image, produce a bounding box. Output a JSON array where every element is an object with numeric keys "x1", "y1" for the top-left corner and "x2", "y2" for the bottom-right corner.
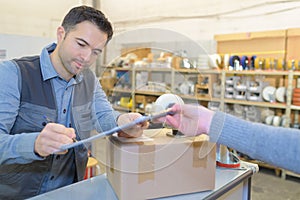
[
  {"x1": 0, "y1": 0, "x2": 92, "y2": 58},
  {"x1": 102, "y1": 0, "x2": 300, "y2": 63},
  {"x1": 0, "y1": 0, "x2": 94, "y2": 38},
  {"x1": 102, "y1": 0, "x2": 300, "y2": 39},
  {"x1": 1, "y1": 0, "x2": 300, "y2": 58},
  {"x1": 1, "y1": 0, "x2": 299, "y2": 39},
  {"x1": 0, "y1": 34, "x2": 54, "y2": 59}
]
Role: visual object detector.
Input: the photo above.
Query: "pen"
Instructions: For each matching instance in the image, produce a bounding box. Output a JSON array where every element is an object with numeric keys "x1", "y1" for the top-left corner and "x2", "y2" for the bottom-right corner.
[
  {"x1": 43, "y1": 115, "x2": 78, "y2": 143},
  {"x1": 72, "y1": 137, "x2": 78, "y2": 143},
  {"x1": 43, "y1": 115, "x2": 53, "y2": 124}
]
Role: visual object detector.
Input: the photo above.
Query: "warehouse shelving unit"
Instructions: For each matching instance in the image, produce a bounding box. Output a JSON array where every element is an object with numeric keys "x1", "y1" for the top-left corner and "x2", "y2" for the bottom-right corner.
[
  {"x1": 108, "y1": 66, "x2": 199, "y2": 113},
  {"x1": 106, "y1": 68, "x2": 300, "y2": 179},
  {"x1": 106, "y1": 67, "x2": 298, "y2": 119},
  {"x1": 100, "y1": 28, "x2": 300, "y2": 179},
  {"x1": 214, "y1": 28, "x2": 300, "y2": 179}
]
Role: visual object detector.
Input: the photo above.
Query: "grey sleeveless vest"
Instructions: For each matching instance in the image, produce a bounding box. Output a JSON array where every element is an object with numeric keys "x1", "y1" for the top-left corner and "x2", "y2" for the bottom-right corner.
[{"x1": 0, "y1": 56, "x2": 96, "y2": 199}]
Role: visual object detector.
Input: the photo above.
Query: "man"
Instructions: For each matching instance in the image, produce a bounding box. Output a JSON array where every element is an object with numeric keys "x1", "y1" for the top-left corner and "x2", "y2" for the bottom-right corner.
[{"x1": 0, "y1": 6, "x2": 147, "y2": 199}]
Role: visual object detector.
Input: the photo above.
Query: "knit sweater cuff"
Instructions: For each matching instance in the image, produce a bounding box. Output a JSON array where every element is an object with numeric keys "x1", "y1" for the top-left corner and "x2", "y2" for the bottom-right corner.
[{"x1": 209, "y1": 111, "x2": 226, "y2": 143}]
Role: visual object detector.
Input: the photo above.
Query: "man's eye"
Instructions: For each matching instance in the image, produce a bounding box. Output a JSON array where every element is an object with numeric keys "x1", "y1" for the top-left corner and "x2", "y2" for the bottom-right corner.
[
  {"x1": 93, "y1": 50, "x2": 102, "y2": 56},
  {"x1": 77, "y1": 42, "x2": 85, "y2": 47}
]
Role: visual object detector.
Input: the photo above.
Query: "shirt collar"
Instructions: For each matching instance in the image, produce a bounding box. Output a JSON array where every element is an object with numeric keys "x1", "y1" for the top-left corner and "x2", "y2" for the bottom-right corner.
[
  {"x1": 40, "y1": 43, "x2": 83, "y2": 83},
  {"x1": 40, "y1": 43, "x2": 58, "y2": 81}
]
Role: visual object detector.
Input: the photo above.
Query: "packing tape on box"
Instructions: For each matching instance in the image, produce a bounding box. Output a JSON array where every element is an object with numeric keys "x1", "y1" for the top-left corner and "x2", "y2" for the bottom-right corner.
[
  {"x1": 138, "y1": 141, "x2": 155, "y2": 184},
  {"x1": 192, "y1": 136, "x2": 215, "y2": 168},
  {"x1": 193, "y1": 141, "x2": 204, "y2": 168},
  {"x1": 109, "y1": 137, "x2": 115, "y2": 174}
]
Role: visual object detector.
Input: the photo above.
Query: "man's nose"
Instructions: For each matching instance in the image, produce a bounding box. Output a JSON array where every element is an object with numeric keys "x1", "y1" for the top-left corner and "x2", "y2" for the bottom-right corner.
[{"x1": 80, "y1": 48, "x2": 92, "y2": 62}]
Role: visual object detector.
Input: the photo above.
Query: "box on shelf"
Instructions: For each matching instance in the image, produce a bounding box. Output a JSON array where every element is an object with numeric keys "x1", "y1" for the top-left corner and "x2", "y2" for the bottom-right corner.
[
  {"x1": 121, "y1": 47, "x2": 151, "y2": 61},
  {"x1": 212, "y1": 82, "x2": 222, "y2": 98},
  {"x1": 106, "y1": 128, "x2": 216, "y2": 200},
  {"x1": 100, "y1": 77, "x2": 117, "y2": 90},
  {"x1": 172, "y1": 56, "x2": 183, "y2": 69},
  {"x1": 196, "y1": 74, "x2": 219, "y2": 98},
  {"x1": 135, "y1": 95, "x2": 157, "y2": 112},
  {"x1": 119, "y1": 97, "x2": 132, "y2": 108}
]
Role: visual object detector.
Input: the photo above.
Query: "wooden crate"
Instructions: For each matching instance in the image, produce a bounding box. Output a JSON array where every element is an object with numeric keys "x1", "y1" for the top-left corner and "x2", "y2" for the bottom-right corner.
[
  {"x1": 286, "y1": 28, "x2": 300, "y2": 61},
  {"x1": 214, "y1": 30, "x2": 286, "y2": 59}
]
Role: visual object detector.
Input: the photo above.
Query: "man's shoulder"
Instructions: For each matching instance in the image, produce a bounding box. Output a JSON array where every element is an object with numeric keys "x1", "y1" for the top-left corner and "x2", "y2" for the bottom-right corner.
[
  {"x1": 14, "y1": 55, "x2": 40, "y2": 63},
  {"x1": 13, "y1": 55, "x2": 41, "y2": 73},
  {"x1": 0, "y1": 59, "x2": 19, "y2": 73}
]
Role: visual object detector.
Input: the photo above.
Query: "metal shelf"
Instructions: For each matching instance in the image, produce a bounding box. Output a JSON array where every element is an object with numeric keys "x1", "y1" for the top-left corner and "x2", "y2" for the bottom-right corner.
[
  {"x1": 223, "y1": 70, "x2": 290, "y2": 76},
  {"x1": 224, "y1": 99, "x2": 287, "y2": 109},
  {"x1": 105, "y1": 67, "x2": 296, "y2": 130},
  {"x1": 111, "y1": 88, "x2": 132, "y2": 94},
  {"x1": 134, "y1": 67, "x2": 172, "y2": 72},
  {"x1": 112, "y1": 105, "x2": 131, "y2": 112},
  {"x1": 135, "y1": 90, "x2": 165, "y2": 96}
]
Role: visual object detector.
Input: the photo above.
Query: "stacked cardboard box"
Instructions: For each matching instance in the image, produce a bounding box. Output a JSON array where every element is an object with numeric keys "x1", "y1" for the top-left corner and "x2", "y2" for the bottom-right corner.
[{"x1": 106, "y1": 128, "x2": 216, "y2": 200}]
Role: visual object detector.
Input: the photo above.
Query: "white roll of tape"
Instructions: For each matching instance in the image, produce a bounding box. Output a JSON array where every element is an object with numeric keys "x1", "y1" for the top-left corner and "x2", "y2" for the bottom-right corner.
[{"x1": 153, "y1": 94, "x2": 184, "y2": 113}]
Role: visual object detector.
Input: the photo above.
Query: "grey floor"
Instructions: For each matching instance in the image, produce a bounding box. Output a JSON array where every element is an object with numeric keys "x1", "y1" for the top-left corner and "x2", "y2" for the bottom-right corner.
[{"x1": 251, "y1": 168, "x2": 300, "y2": 200}]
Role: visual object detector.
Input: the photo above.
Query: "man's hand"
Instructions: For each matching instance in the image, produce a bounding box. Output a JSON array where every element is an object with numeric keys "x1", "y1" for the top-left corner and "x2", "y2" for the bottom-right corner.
[
  {"x1": 117, "y1": 113, "x2": 149, "y2": 138},
  {"x1": 34, "y1": 123, "x2": 76, "y2": 157}
]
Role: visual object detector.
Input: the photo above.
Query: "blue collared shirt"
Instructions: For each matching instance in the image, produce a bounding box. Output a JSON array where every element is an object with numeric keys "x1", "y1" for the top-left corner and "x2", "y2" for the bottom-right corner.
[{"x1": 0, "y1": 43, "x2": 119, "y2": 194}]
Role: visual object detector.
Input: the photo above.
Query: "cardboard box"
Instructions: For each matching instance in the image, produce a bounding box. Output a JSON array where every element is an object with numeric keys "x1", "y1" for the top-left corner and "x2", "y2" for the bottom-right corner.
[
  {"x1": 121, "y1": 47, "x2": 151, "y2": 61},
  {"x1": 100, "y1": 77, "x2": 117, "y2": 90},
  {"x1": 172, "y1": 56, "x2": 182, "y2": 69},
  {"x1": 135, "y1": 95, "x2": 157, "y2": 112},
  {"x1": 106, "y1": 129, "x2": 216, "y2": 200}
]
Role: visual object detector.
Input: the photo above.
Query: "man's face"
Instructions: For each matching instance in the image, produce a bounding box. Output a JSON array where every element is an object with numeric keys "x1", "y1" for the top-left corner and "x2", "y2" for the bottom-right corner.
[{"x1": 56, "y1": 21, "x2": 108, "y2": 80}]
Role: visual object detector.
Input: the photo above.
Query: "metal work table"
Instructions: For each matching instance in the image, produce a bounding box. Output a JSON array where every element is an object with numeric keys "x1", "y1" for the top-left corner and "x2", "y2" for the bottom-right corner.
[{"x1": 30, "y1": 161, "x2": 258, "y2": 200}]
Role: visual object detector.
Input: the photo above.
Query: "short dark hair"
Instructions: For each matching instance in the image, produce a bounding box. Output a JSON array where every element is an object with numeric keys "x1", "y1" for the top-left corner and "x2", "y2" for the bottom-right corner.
[{"x1": 61, "y1": 5, "x2": 113, "y2": 43}]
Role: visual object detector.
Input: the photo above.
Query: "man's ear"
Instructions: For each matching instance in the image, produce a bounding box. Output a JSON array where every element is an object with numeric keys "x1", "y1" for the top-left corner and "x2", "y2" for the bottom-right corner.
[{"x1": 57, "y1": 26, "x2": 65, "y2": 42}]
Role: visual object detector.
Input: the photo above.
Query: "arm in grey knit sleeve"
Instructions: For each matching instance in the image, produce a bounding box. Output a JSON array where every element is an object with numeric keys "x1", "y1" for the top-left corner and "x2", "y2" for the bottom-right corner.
[
  {"x1": 162, "y1": 104, "x2": 300, "y2": 174},
  {"x1": 209, "y1": 111, "x2": 300, "y2": 174}
]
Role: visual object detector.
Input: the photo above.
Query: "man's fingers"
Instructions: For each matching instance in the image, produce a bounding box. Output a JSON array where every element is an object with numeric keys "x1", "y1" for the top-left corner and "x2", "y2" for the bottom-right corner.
[
  {"x1": 45, "y1": 123, "x2": 76, "y2": 140},
  {"x1": 35, "y1": 123, "x2": 77, "y2": 157},
  {"x1": 54, "y1": 150, "x2": 68, "y2": 155}
]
